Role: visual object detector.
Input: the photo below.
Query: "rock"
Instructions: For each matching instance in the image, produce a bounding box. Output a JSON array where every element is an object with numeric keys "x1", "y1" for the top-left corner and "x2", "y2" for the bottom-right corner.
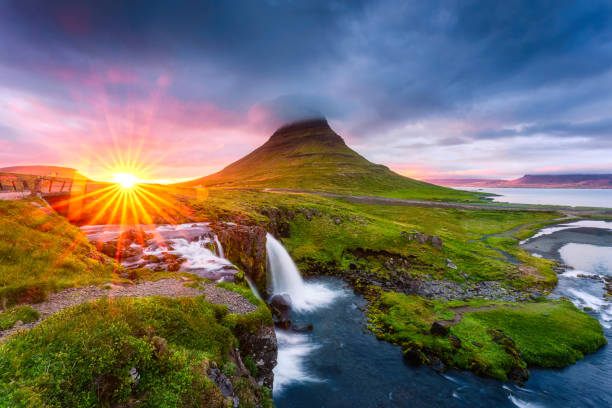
[
  {"x1": 129, "y1": 367, "x2": 140, "y2": 385},
  {"x1": 269, "y1": 293, "x2": 292, "y2": 328},
  {"x1": 349, "y1": 262, "x2": 357, "y2": 270},
  {"x1": 430, "y1": 321, "x2": 450, "y2": 337},
  {"x1": 529, "y1": 292, "x2": 542, "y2": 300},
  {"x1": 236, "y1": 326, "x2": 278, "y2": 390},
  {"x1": 14, "y1": 320, "x2": 23, "y2": 327},
  {"x1": 269, "y1": 293, "x2": 292, "y2": 312},
  {"x1": 291, "y1": 323, "x2": 314, "y2": 333},
  {"x1": 449, "y1": 335, "x2": 462, "y2": 349},
  {"x1": 233, "y1": 396, "x2": 240, "y2": 408},
  {"x1": 509, "y1": 366, "x2": 530, "y2": 384},
  {"x1": 208, "y1": 368, "x2": 233, "y2": 397},
  {"x1": 431, "y1": 235, "x2": 443, "y2": 249},
  {"x1": 431, "y1": 358, "x2": 446, "y2": 373},
  {"x1": 446, "y1": 259, "x2": 457, "y2": 270},
  {"x1": 403, "y1": 347, "x2": 425, "y2": 365},
  {"x1": 210, "y1": 223, "x2": 267, "y2": 288},
  {"x1": 471, "y1": 341, "x2": 483, "y2": 348}
]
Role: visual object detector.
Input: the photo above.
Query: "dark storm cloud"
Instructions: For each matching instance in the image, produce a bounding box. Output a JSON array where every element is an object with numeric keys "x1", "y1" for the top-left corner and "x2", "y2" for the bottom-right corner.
[{"x1": 0, "y1": 0, "x2": 611, "y2": 177}]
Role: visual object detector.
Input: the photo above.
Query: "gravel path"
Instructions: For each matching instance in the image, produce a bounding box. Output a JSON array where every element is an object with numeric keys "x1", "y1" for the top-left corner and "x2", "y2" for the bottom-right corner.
[
  {"x1": 440, "y1": 304, "x2": 515, "y2": 326},
  {"x1": 0, "y1": 278, "x2": 257, "y2": 341}
]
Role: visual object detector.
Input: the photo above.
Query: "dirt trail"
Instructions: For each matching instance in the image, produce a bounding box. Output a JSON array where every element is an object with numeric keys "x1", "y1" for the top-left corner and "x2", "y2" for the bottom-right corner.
[
  {"x1": 0, "y1": 278, "x2": 257, "y2": 342},
  {"x1": 441, "y1": 304, "x2": 514, "y2": 326}
]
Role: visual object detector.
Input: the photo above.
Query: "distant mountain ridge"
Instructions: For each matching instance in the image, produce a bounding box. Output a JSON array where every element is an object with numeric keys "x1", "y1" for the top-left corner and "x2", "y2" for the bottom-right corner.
[
  {"x1": 427, "y1": 174, "x2": 612, "y2": 189},
  {"x1": 0, "y1": 165, "x2": 87, "y2": 180},
  {"x1": 179, "y1": 118, "x2": 479, "y2": 201}
]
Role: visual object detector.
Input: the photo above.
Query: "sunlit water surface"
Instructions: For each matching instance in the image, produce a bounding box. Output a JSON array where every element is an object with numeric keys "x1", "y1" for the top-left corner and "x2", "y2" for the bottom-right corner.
[{"x1": 459, "y1": 187, "x2": 612, "y2": 208}]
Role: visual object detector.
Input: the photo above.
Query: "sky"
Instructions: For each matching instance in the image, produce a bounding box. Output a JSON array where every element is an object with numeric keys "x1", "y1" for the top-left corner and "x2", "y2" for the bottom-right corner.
[{"x1": 0, "y1": 0, "x2": 611, "y2": 182}]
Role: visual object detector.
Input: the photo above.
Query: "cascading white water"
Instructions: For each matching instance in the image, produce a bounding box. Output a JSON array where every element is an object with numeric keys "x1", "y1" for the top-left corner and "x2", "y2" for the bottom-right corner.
[
  {"x1": 214, "y1": 235, "x2": 225, "y2": 258},
  {"x1": 266, "y1": 233, "x2": 339, "y2": 312}
]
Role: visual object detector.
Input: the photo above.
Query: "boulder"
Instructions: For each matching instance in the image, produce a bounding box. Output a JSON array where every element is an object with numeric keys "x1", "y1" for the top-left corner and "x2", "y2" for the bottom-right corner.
[
  {"x1": 269, "y1": 293, "x2": 292, "y2": 328},
  {"x1": 430, "y1": 321, "x2": 450, "y2": 337}
]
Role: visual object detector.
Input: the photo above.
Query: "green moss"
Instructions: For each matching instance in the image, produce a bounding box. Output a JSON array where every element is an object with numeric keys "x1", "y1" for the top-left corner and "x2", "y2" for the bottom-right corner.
[
  {"x1": 368, "y1": 292, "x2": 606, "y2": 380},
  {"x1": 0, "y1": 306, "x2": 39, "y2": 330},
  {"x1": 0, "y1": 296, "x2": 271, "y2": 407},
  {"x1": 466, "y1": 301, "x2": 606, "y2": 367}
]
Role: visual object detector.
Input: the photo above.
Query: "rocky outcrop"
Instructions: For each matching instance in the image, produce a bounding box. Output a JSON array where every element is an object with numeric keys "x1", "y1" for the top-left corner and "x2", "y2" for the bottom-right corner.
[
  {"x1": 210, "y1": 223, "x2": 268, "y2": 292},
  {"x1": 236, "y1": 326, "x2": 278, "y2": 389},
  {"x1": 401, "y1": 231, "x2": 443, "y2": 249}
]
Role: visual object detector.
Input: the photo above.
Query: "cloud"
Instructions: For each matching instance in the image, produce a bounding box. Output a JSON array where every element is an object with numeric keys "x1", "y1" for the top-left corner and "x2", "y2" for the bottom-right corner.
[{"x1": 0, "y1": 0, "x2": 611, "y2": 179}]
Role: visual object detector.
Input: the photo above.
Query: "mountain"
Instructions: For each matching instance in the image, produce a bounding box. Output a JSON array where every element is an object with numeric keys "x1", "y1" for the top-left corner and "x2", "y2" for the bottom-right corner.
[
  {"x1": 0, "y1": 165, "x2": 88, "y2": 180},
  {"x1": 427, "y1": 174, "x2": 612, "y2": 189},
  {"x1": 180, "y1": 118, "x2": 479, "y2": 201}
]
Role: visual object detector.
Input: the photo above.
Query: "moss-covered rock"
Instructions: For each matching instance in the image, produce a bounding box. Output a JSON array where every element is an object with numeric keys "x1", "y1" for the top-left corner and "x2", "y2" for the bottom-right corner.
[{"x1": 368, "y1": 292, "x2": 606, "y2": 382}]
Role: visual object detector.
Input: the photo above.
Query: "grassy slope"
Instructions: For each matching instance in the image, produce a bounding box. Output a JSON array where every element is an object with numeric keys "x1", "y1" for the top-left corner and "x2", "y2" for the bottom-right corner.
[
  {"x1": 0, "y1": 295, "x2": 273, "y2": 408},
  {"x1": 369, "y1": 292, "x2": 606, "y2": 380},
  {"x1": 180, "y1": 120, "x2": 484, "y2": 202},
  {"x1": 0, "y1": 200, "x2": 117, "y2": 306}
]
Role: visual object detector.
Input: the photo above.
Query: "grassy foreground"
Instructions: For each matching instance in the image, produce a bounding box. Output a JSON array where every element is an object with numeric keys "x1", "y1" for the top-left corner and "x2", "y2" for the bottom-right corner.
[
  {"x1": 0, "y1": 200, "x2": 116, "y2": 307},
  {"x1": 0, "y1": 295, "x2": 273, "y2": 408},
  {"x1": 368, "y1": 292, "x2": 606, "y2": 381}
]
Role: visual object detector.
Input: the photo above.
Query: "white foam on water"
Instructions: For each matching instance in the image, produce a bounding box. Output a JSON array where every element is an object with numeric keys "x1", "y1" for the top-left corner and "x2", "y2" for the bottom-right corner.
[
  {"x1": 568, "y1": 288, "x2": 606, "y2": 310},
  {"x1": 266, "y1": 233, "x2": 343, "y2": 312},
  {"x1": 170, "y1": 238, "x2": 233, "y2": 271},
  {"x1": 560, "y1": 270, "x2": 598, "y2": 278},
  {"x1": 509, "y1": 395, "x2": 546, "y2": 408},
  {"x1": 273, "y1": 330, "x2": 322, "y2": 395}
]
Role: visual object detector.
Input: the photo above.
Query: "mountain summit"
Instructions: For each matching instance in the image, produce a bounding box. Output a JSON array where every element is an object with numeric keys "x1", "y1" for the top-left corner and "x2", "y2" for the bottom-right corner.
[{"x1": 182, "y1": 118, "x2": 475, "y2": 200}]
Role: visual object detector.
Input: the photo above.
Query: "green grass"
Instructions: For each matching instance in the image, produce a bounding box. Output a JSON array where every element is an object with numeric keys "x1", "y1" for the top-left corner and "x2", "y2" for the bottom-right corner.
[
  {"x1": 0, "y1": 200, "x2": 118, "y2": 306},
  {"x1": 369, "y1": 292, "x2": 606, "y2": 380},
  {"x1": 0, "y1": 306, "x2": 39, "y2": 330},
  {"x1": 187, "y1": 188, "x2": 561, "y2": 288},
  {"x1": 0, "y1": 296, "x2": 273, "y2": 408}
]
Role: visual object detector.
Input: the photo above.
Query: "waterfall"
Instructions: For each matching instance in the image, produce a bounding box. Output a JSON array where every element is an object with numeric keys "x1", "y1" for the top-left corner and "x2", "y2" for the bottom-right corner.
[
  {"x1": 266, "y1": 233, "x2": 339, "y2": 312},
  {"x1": 246, "y1": 276, "x2": 263, "y2": 301},
  {"x1": 213, "y1": 235, "x2": 225, "y2": 258}
]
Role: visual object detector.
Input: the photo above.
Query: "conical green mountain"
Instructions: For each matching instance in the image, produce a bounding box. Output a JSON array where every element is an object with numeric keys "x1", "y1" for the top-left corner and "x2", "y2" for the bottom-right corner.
[{"x1": 182, "y1": 118, "x2": 478, "y2": 201}]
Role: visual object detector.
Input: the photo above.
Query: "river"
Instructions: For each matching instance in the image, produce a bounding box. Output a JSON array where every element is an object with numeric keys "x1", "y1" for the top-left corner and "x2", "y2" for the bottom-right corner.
[
  {"x1": 458, "y1": 187, "x2": 612, "y2": 208},
  {"x1": 271, "y1": 223, "x2": 612, "y2": 407}
]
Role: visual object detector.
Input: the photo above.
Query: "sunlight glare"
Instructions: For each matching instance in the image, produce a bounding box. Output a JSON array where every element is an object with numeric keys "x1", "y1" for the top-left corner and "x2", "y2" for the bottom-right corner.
[{"x1": 113, "y1": 172, "x2": 138, "y2": 189}]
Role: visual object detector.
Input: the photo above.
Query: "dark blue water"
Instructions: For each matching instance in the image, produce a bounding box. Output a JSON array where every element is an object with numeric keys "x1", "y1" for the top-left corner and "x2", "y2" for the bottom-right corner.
[{"x1": 273, "y1": 223, "x2": 612, "y2": 407}]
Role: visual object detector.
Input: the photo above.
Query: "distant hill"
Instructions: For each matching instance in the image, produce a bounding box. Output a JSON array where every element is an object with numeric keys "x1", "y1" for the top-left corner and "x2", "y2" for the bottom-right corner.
[
  {"x1": 427, "y1": 174, "x2": 612, "y2": 189},
  {"x1": 179, "y1": 118, "x2": 481, "y2": 201},
  {"x1": 0, "y1": 165, "x2": 87, "y2": 180}
]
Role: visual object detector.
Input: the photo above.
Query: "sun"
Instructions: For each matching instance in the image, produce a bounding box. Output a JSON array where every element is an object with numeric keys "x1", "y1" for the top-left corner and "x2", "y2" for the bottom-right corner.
[{"x1": 113, "y1": 172, "x2": 139, "y2": 189}]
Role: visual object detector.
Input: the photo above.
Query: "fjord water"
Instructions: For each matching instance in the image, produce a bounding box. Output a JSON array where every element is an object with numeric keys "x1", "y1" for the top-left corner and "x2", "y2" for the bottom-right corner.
[
  {"x1": 461, "y1": 187, "x2": 612, "y2": 208},
  {"x1": 271, "y1": 223, "x2": 612, "y2": 407}
]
